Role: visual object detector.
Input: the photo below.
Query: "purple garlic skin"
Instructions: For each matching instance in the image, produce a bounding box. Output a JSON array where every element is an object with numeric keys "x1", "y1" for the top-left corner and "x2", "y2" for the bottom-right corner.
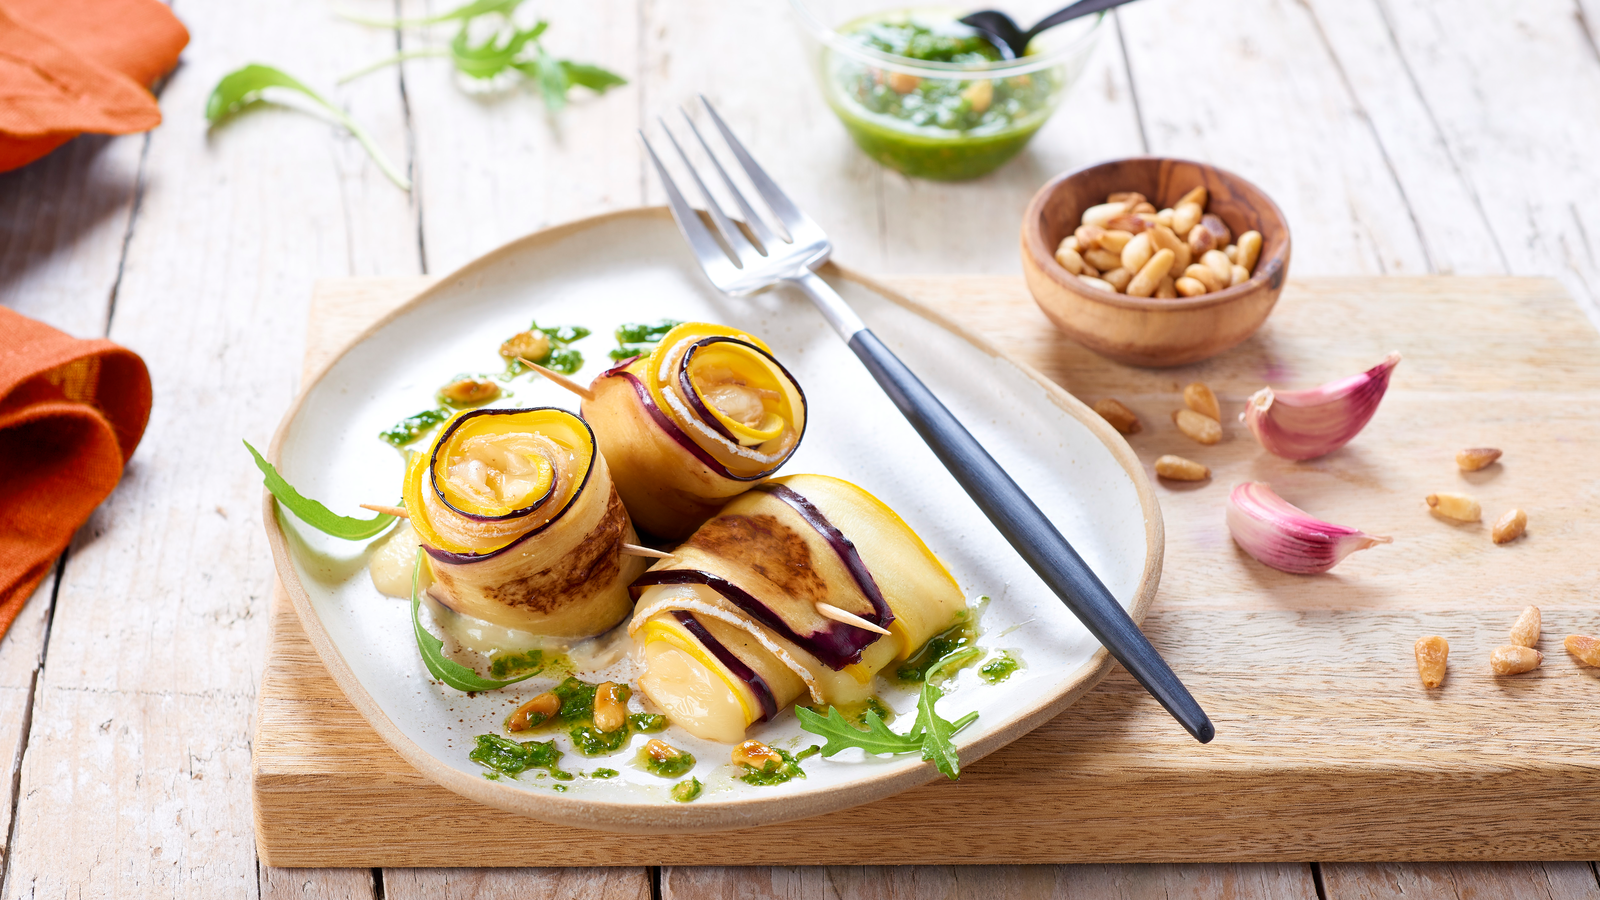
[
  {"x1": 1243, "y1": 352, "x2": 1401, "y2": 460},
  {"x1": 1226, "y1": 482, "x2": 1392, "y2": 575}
]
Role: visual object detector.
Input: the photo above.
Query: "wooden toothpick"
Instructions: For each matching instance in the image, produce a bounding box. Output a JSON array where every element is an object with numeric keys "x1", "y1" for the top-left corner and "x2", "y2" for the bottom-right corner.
[
  {"x1": 362, "y1": 504, "x2": 409, "y2": 518},
  {"x1": 518, "y1": 357, "x2": 596, "y2": 402},
  {"x1": 621, "y1": 543, "x2": 673, "y2": 559},
  {"x1": 815, "y1": 602, "x2": 891, "y2": 636}
]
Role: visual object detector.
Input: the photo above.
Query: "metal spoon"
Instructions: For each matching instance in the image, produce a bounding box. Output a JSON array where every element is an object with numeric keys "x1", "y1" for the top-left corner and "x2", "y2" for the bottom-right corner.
[{"x1": 961, "y1": 0, "x2": 1142, "y2": 59}]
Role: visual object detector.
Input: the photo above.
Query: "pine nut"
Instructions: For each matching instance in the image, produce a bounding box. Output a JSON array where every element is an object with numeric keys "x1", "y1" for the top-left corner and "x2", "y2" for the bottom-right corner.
[
  {"x1": 1131, "y1": 201, "x2": 1157, "y2": 215},
  {"x1": 1126, "y1": 248, "x2": 1175, "y2": 298},
  {"x1": 1566, "y1": 634, "x2": 1600, "y2": 667},
  {"x1": 1224, "y1": 244, "x2": 1239, "y2": 263},
  {"x1": 593, "y1": 681, "x2": 628, "y2": 732},
  {"x1": 1492, "y1": 508, "x2": 1527, "y2": 544},
  {"x1": 1236, "y1": 231, "x2": 1262, "y2": 273},
  {"x1": 1082, "y1": 202, "x2": 1129, "y2": 229},
  {"x1": 1456, "y1": 447, "x2": 1502, "y2": 471},
  {"x1": 1426, "y1": 492, "x2": 1481, "y2": 522},
  {"x1": 1172, "y1": 408, "x2": 1222, "y2": 445},
  {"x1": 1188, "y1": 222, "x2": 1218, "y2": 256},
  {"x1": 507, "y1": 691, "x2": 562, "y2": 732},
  {"x1": 1075, "y1": 224, "x2": 1106, "y2": 250},
  {"x1": 1093, "y1": 398, "x2": 1142, "y2": 434},
  {"x1": 1099, "y1": 229, "x2": 1134, "y2": 253},
  {"x1": 960, "y1": 78, "x2": 993, "y2": 114},
  {"x1": 1183, "y1": 382, "x2": 1221, "y2": 421},
  {"x1": 1413, "y1": 635, "x2": 1448, "y2": 688},
  {"x1": 1199, "y1": 213, "x2": 1231, "y2": 248},
  {"x1": 1230, "y1": 264, "x2": 1250, "y2": 286},
  {"x1": 886, "y1": 71, "x2": 921, "y2": 93},
  {"x1": 1183, "y1": 263, "x2": 1223, "y2": 293},
  {"x1": 1489, "y1": 644, "x2": 1541, "y2": 675},
  {"x1": 1177, "y1": 186, "x2": 1207, "y2": 208},
  {"x1": 1121, "y1": 232, "x2": 1153, "y2": 273},
  {"x1": 1148, "y1": 224, "x2": 1192, "y2": 274},
  {"x1": 1508, "y1": 606, "x2": 1541, "y2": 648},
  {"x1": 1172, "y1": 201, "x2": 1202, "y2": 238},
  {"x1": 1156, "y1": 208, "x2": 1175, "y2": 229},
  {"x1": 1202, "y1": 249, "x2": 1232, "y2": 286},
  {"x1": 1102, "y1": 266, "x2": 1133, "y2": 292},
  {"x1": 1154, "y1": 454, "x2": 1209, "y2": 481},
  {"x1": 1055, "y1": 244, "x2": 1086, "y2": 275},
  {"x1": 1107, "y1": 191, "x2": 1146, "y2": 204},
  {"x1": 1084, "y1": 248, "x2": 1122, "y2": 272},
  {"x1": 1079, "y1": 275, "x2": 1115, "y2": 293},
  {"x1": 1106, "y1": 213, "x2": 1152, "y2": 234},
  {"x1": 1155, "y1": 276, "x2": 1177, "y2": 299},
  {"x1": 1175, "y1": 276, "x2": 1207, "y2": 297},
  {"x1": 732, "y1": 740, "x2": 784, "y2": 770}
]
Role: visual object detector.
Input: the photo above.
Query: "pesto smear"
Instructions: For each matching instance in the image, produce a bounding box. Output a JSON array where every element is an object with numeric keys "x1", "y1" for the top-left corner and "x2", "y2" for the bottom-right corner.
[{"x1": 824, "y1": 11, "x2": 1061, "y2": 181}]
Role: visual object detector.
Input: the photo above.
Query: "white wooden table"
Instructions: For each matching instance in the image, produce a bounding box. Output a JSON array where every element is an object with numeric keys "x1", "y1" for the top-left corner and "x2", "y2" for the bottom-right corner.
[{"x1": 2, "y1": 0, "x2": 1598, "y2": 896}]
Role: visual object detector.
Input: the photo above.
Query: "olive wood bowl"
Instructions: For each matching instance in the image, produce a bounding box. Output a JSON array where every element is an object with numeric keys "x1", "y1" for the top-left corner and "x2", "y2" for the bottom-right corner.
[{"x1": 1020, "y1": 157, "x2": 1291, "y2": 367}]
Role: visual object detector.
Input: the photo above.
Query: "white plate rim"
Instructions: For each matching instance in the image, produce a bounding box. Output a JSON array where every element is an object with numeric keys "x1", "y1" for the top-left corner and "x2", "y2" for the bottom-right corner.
[{"x1": 261, "y1": 206, "x2": 1164, "y2": 833}]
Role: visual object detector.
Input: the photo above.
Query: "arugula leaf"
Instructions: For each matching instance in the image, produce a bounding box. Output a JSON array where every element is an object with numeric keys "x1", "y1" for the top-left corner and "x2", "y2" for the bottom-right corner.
[
  {"x1": 205, "y1": 64, "x2": 411, "y2": 190},
  {"x1": 911, "y1": 681, "x2": 980, "y2": 780},
  {"x1": 410, "y1": 550, "x2": 540, "y2": 692},
  {"x1": 338, "y1": 0, "x2": 523, "y2": 28},
  {"x1": 245, "y1": 440, "x2": 397, "y2": 540},
  {"x1": 561, "y1": 61, "x2": 628, "y2": 93},
  {"x1": 795, "y1": 705, "x2": 920, "y2": 757},
  {"x1": 450, "y1": 20, "x2": 546, "y2": 80}
]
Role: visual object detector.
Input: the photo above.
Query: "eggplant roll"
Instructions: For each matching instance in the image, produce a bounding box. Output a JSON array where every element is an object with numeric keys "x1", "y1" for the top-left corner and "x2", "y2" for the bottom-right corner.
[
  {"x1": 627, "y1": 474, "x2": 965, "y2": 742},
  {"x1": 583, "y1": 322, "x2": 806, "y2": 540},
  {"x1": 402, "y1": 407, "x2": 649, "y2": 638}
]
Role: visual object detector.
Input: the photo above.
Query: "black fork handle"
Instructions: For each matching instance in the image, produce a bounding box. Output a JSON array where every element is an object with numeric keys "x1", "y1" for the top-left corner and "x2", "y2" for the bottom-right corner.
[{"x1": 847, "y1": 329, "x2": 1214, "y2": 743}]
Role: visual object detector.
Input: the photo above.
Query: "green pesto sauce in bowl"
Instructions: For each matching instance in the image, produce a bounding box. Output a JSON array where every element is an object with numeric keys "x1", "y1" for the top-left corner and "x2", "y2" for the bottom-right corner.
[{"x1": 823, "y1": 12, "x2": 1061, "y2": 181}]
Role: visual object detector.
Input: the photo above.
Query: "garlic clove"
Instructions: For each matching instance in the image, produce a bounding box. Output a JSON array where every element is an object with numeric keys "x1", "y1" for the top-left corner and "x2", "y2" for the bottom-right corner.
[
  {"x1": 1225, "y1": 482, "x2": 1392, "y2": 574},
  {"x1": 1242, "y1": 352, "x2": 1401, "y2": 460}
]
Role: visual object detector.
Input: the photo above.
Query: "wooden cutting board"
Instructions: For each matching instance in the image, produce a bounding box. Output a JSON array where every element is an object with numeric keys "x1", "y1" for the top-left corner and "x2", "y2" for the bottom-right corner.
[{"x1": 253, "y1": 274, "x2": 1600, "y2": 868}]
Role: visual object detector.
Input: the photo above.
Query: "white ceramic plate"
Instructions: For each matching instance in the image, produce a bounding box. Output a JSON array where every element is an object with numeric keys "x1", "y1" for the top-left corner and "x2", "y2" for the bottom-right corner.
[{"x1": 264, "y1": 208, "x2": 1161, "y2": 833}]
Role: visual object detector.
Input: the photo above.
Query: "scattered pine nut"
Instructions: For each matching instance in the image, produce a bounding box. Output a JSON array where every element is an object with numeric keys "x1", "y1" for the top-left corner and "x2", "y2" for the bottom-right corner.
[
  {"x1": 1182, "y1": 382, "x2": 1221, "y2": 421},
  {"x1": 1172, "y1": 408, "x2": 1222, "y2": 445},
  {"x1": 1426, "y1": 492, "x2": 1482, "y2": 523},
  {"x1": 1491, "y1": 508, "x2": 1527, "y2": 544},
  {"x1": 731, "y1": 740, "x2": 784, "y2": 770},
  {"x1": 1093, "y1": 398, "x2": 1142, "y2": 434},
  {"x1": 1413, "y1": 635, "x2": 1448, "y2": 688},
  {"x1": 1489, "y1": 644, "x2": 1542, "y2": 675},
  {"x1": 1154, "y1": 454, "x2": 1209, "y2": 481},
  {"x1": 1508, "y1": 606, "x2": 1541, "y2": 648},
  {"x1": 1455, "y1": 447, "x2": 1502, "y2": 471},
  {"x1": 1565, "y1": 634, "x2": 1600, "y2": 667}
]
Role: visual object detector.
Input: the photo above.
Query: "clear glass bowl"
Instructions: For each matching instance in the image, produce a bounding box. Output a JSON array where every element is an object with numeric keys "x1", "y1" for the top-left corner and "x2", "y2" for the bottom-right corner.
[{"x1": 791, "y1": 1, "x2": 1102, "y2": 181}]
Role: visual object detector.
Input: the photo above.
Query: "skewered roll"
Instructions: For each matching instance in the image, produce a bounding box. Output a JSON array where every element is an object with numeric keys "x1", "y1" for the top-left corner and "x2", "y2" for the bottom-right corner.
[
  {"x1": 627, "y1": 474, "x2": 965, "y2": 742},
  {"x1": 402, "y1": 407, "x2": 648, "y2": 638},
  {"x1": 583, "y1": 322, "x2": 806, "y2": 540}
]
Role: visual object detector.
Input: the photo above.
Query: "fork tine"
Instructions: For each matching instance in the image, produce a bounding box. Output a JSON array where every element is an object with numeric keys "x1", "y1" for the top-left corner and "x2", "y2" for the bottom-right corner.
[
  {"x1": 699, "y1": 95, "x2": 808, "y2": 241},
  {"x1": 657, "y1": 117, "x2": 756, "y2": 266},
  {"x1": 639, "y1": 130, "x2": 737, "y2": 272},
  {"x1": 679, "y1": 108, "x2": 782, "y2": 252}
]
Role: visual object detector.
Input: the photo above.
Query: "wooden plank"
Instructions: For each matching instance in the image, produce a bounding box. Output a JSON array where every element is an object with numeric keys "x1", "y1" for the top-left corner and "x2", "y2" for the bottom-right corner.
[
  {"x1": 395, "y1": 0, "x2": 642, "y2": 275},
  {"x1": 382, "y1": 868, "x2": 651, "y2": 900},
  {"x1": 1322, "y1": 862, "x2": 1600, "y2": 900},
  {"x1": 0, "y1": 133, "x2": 145, "y2": 335},
  {"x1": 259, "y1": 866, "x2": 376, "y2": 900},
  {"x1": 1323, "y1": 0, "x2": 1600, "y2": 328},
  {"x1": 0, "y1": 0, "x2": 421, "y2": 893},
  {"x1": 253, "y1": 273, "x2": 1600, "y2": 866},
  {"x1": 0, "y1": 576, "x2": 55, "y2": 879},
  {"x1": 664, "y1": 863, "x2": 1318, "y2": 899},
  {"x1": 1116, "y1": 0, "x2": 1432, "y2": 277}
]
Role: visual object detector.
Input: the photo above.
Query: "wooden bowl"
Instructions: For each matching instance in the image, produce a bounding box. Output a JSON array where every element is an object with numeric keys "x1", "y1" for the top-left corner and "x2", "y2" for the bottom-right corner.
[{"x1": 1020, "y1": 157, "x2": 1291, "y2": 367}]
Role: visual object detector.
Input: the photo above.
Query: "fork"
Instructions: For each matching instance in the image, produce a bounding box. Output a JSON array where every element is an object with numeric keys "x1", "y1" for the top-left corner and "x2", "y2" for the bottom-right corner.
[{"x1": 641, "y1": 97, "x2": 1214, "y2": 744}]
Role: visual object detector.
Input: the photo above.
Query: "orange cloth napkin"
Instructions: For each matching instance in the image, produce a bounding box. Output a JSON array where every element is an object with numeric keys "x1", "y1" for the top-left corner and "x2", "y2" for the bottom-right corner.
[
  {"x1": 0, "y1": 309, "x2": 150, "y2": 639},
  {"x1": 0, "y1": 0, "x2": 188, "y2": 172}
]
